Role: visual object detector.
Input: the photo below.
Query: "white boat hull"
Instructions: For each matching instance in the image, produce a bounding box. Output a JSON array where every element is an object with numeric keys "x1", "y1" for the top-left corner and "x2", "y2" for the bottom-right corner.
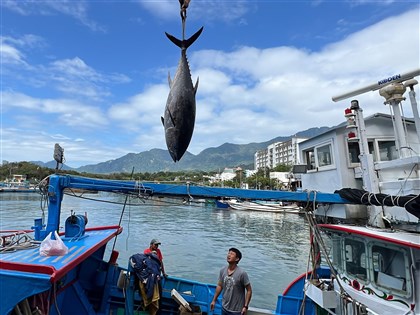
[{"x1": 227, "y1": 200, "x2": 302, "y2": 213}]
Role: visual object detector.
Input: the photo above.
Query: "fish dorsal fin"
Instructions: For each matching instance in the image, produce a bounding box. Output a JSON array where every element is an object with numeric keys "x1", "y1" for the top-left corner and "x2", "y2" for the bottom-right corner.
[{"x1": 194, "y1": 77, "x2": 199, "y2": 95}]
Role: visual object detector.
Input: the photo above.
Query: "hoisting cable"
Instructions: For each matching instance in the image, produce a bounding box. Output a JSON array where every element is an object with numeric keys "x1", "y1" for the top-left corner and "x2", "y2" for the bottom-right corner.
[
  {"x1": 179, "y1": 0, "x2": 190, "y2": 40},
  {"x1": 111, "y1": 167, "x2": 135, "y2": 252}
]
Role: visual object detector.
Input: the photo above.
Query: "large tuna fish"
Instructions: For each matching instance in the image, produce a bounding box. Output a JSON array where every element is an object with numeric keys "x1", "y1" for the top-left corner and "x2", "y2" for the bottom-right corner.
[{"x1": 162, "y1": 26, "x2": 203, "y2": 162}]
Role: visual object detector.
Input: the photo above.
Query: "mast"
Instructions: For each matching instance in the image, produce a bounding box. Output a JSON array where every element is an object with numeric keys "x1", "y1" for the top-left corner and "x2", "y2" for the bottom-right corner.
[{"x1": 335, "y1": 69, "x2": 420, "y2": 227}]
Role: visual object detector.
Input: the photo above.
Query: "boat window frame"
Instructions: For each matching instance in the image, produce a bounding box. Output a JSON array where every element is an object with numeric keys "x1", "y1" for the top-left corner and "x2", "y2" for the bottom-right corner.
[
  {"x1": 343, "y1": 236, "x2": 368, "y2": 283},
  {"x1": 368, "y1": 241, "x2": 412, "y2": 298},
  {"x1": 329, "y1": 232, "x2": 344, "y2": 273},
  {"x1": 375, "y1": 139, "x2": 398, "y2": 161},
  {"x1": 345, "y1": 137, "x2": 396, "y2": 167},
  {"x1": 323, "y1": 230, "x2": 413, "y2": 300},
  {"x1": 303, "y1": 140, "x2": 336, "y2": 172}
]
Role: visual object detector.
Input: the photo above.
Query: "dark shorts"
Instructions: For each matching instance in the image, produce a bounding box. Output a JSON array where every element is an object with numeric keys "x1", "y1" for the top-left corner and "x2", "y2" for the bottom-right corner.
[{"x1": 222, "y1": 308, "x2": 242, "y2": 315}]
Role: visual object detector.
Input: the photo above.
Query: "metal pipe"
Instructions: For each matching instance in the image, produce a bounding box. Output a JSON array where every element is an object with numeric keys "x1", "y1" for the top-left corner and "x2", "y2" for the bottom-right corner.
[{"x1": 332, "y1": 69, "x2": 420, "y2": 102}]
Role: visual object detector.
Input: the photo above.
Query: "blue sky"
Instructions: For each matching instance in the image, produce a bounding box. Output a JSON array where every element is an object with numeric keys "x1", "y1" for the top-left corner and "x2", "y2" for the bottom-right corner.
[{"x1": 1, "y1": 0, "x2": 419, "y2": 167}]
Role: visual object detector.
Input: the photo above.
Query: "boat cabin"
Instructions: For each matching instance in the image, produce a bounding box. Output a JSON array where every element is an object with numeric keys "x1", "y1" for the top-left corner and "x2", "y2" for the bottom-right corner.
[
  {"x1": 298, "y1": 111, "x2": 420, "y2": 225},
  {"x1": 320, "y1": 224, "x2": 420, "y2": 315}
]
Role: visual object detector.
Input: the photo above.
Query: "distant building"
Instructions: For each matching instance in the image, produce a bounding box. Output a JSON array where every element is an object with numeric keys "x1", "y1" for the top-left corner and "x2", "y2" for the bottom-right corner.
[
  {"x1": 245, "y1": 169, "x2": 257, "y2": 177},
  {"x1": 269, "y1": 172, "x2": 290, "y2": 188},
  {"x1": 209, "y1": 167, "x2": 244, "y2": 184},
  {"x1": 220, "y1": 167, "x2": 245, "y2": 181},
  {"x1": 254, "y1": 136, "x2": 307, "y2": 170}
]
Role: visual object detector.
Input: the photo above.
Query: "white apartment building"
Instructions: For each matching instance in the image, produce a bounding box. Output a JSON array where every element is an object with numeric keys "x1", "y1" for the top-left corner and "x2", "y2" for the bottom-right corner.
[{"x1": 254, "y1": 136, "x2": 307, "y2": 170}]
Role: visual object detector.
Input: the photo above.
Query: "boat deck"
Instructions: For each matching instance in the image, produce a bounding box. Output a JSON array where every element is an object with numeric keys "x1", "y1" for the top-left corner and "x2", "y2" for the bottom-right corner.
[{"x1": 0, "y1": 225, "x2": 122, "y2": 282}]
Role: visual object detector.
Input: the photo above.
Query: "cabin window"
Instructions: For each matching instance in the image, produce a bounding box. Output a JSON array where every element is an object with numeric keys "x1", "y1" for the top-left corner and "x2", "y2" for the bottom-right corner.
[
  {"x1": 305, "y1": 150, "x2": 316, "y2": 170},
  {"x1": 344, "y1": 238, "x2": 367, "y2": 281},
  {"x1": 346, "y1": 138, "x2": 396, "y2": 166},
  {"x1": 347, "y1": 142, "x2": 360, "y2": 164},
  {"x1": 377, "y1": 140, "x2": 397, "y2": 161},
  {"x1": 317, "y1": 144, "x2": 333, "y2": 167},
  {"x1": 303, "y1": 141, "x2": 334, "y2": 171},
  {"x1": 372, "y1": 244, "x2": 409, "y2": 293},
  {"x1": 330, "y1": 234, "x2": 343, "y2": 271}
]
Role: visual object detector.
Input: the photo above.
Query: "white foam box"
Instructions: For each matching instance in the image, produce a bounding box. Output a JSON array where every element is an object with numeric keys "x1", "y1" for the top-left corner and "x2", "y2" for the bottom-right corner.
[{"x1": 305, "y1": 281, "x2": 337, "y2": 309}]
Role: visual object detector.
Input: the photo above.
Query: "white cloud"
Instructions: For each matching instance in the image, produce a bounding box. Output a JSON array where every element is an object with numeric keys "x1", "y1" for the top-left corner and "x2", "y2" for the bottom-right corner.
[
  {"x1": 0, "y1": 35, "x2": 44, "y2": 66},
  {"x1": 137, "y1": 0, "x2": 254, "y2": 23},
  {"x1": 1, "y1": 36, "x2": 131, "y2": 101},
  {"x1": 46, "y1": 57, "x2": 130, "y2": 100},
  {"x1": 183, "y1": 8, "x2": 419, "y2": 153},
  {"x1": 1, "y1": 92, "x2": 108, "y2": 127},
  {"x1": 0, "y1": 40, "x2": 26, "y2": 65},
  {"x1": 0, "y1": 128, "x2": 127, "y2": 166},
  {"x1": 108, "y1": 84, "x2": 168, "y2": 130},
  {"x1": 1, "y1": 0, "x2": 106, "y2": 32},
  {"x1": 75, "y1": 8, "x2": 420, "y2": 160},
  {"x1": 1, "y1": 6, "x2": 419, "y2": 167}
]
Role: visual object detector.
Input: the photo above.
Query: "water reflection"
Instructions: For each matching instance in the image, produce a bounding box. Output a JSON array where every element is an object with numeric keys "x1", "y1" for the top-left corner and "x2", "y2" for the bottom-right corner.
[{"x1": 0, "y1": 192, "x2": 311, "y2": 310}]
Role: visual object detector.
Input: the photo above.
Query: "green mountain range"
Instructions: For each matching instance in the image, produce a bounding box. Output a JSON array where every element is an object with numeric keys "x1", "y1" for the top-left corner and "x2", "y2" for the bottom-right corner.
[{"x1": 35, "y1": 127, "x2": 329, "y2": 173}]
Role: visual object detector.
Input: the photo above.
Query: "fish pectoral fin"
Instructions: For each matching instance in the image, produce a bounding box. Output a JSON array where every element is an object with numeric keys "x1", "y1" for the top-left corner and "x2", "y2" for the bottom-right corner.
[
  {"x1": 161, "y1": 116, "x2": 164, "y2": 126},
  {"x1": 168, "y1": 72, "x2": 172, "y2": 87},
  {"x1": 194, "y1": 76, "x2": 199, "y2": 95}
]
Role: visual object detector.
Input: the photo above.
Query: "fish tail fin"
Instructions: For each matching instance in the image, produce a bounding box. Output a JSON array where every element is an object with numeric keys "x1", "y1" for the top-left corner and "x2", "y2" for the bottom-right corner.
[
  {"x1": 165, "y1": 32, "x2": 183, "y2": 48},
  {"x1": 184, "y1": 26, "x2": 203, "y2": 49},
  {"x1": 165, "y1": 26, "x2": 203, "y2": 50}
]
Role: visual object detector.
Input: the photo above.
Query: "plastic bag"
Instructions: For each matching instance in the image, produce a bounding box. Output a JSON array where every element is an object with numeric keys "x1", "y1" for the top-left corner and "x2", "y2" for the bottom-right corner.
[{"x1": 39, "y1": 231, "x2": 69, "y2": 256}]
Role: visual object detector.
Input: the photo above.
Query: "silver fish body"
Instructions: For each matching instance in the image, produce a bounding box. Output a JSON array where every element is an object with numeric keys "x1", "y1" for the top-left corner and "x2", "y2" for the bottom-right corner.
[{"x1": 162, "y1": 27, "x2": 203, "y2": 162}]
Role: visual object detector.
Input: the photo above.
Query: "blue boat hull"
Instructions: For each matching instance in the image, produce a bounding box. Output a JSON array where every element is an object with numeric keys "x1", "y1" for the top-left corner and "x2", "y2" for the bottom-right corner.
[{"x1": 0, "y1": 174, "x2": 326, "y2": 315}]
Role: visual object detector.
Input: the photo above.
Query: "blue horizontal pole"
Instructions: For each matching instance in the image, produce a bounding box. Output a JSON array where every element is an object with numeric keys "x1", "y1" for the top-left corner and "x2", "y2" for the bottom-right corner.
[{"x1": 55, "y1": 175, "x2": 348, "y2": 204}]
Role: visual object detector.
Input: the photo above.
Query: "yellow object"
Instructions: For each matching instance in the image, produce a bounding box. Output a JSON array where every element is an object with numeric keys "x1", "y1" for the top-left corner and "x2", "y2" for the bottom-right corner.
[{"x1": 139, "y1": 282, "x2": 160, "y2": 315}]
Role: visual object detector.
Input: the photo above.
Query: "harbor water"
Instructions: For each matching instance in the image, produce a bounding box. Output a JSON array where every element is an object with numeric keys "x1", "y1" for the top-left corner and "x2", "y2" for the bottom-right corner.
[{"x1": 0, "y1": 191, "x2": 311, "y2": 310}]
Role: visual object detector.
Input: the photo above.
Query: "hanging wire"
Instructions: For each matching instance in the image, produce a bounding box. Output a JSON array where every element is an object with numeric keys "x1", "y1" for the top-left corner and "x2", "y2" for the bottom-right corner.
[{"x1": 111, "y1": 167, "x2": 135, "y2": 252}]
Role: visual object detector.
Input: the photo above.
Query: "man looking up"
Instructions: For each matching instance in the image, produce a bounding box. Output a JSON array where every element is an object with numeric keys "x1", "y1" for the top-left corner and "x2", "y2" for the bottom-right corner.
[{"x1": 210, "y1": 248, "x2": 252, "y2": 315}]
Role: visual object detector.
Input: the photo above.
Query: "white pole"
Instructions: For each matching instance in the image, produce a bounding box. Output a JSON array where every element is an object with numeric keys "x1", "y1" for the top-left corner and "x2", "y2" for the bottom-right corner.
[
  {"x1": 332, "y1": 69, "x2": 420, "y2": 102},
  {"x1": 389, "y1": 100, "x2": 411, "y2": 158},
  {"x1": 405, "y1": 80, "x2": 420, "y2": 144}
]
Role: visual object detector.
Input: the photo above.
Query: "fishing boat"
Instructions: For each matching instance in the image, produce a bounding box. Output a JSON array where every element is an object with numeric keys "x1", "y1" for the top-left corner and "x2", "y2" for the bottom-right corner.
[
  {"x1": 227, "y1": 199, "x2": 302, "y2": 213},
  {"x1": 276, "y1": 69, "x2": 420, "y2": 315},
  {"x1": 1, "y1": 69, "x2": 419, "y2": 315},
  {"x1": 215, "y1": 198, "x2": 230, "y2": 209},
  {"x1": 0, "y1": 170, "x2": 330, "y2": 315}
]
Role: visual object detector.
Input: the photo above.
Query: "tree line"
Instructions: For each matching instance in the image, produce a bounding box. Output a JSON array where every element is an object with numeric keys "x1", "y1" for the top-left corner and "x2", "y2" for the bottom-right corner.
[{"x1": 0, "y1": 161, "x2": 292, "y2": 190}]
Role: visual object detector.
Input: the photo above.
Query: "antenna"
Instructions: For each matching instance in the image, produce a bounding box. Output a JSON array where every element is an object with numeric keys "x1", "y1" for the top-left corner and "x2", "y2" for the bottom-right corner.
[
  {"x1": 332, "y1": 69, "x2": 420, "y2": 102},
  {"x1": 53, "y1": 143, "x2": 64, "y2": 171}
]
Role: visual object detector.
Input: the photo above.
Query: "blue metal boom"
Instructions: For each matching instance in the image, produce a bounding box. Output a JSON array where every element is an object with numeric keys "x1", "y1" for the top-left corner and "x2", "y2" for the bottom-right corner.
[{"x1": 38, "y1": 174, "x2": 348, "y2": 241}]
